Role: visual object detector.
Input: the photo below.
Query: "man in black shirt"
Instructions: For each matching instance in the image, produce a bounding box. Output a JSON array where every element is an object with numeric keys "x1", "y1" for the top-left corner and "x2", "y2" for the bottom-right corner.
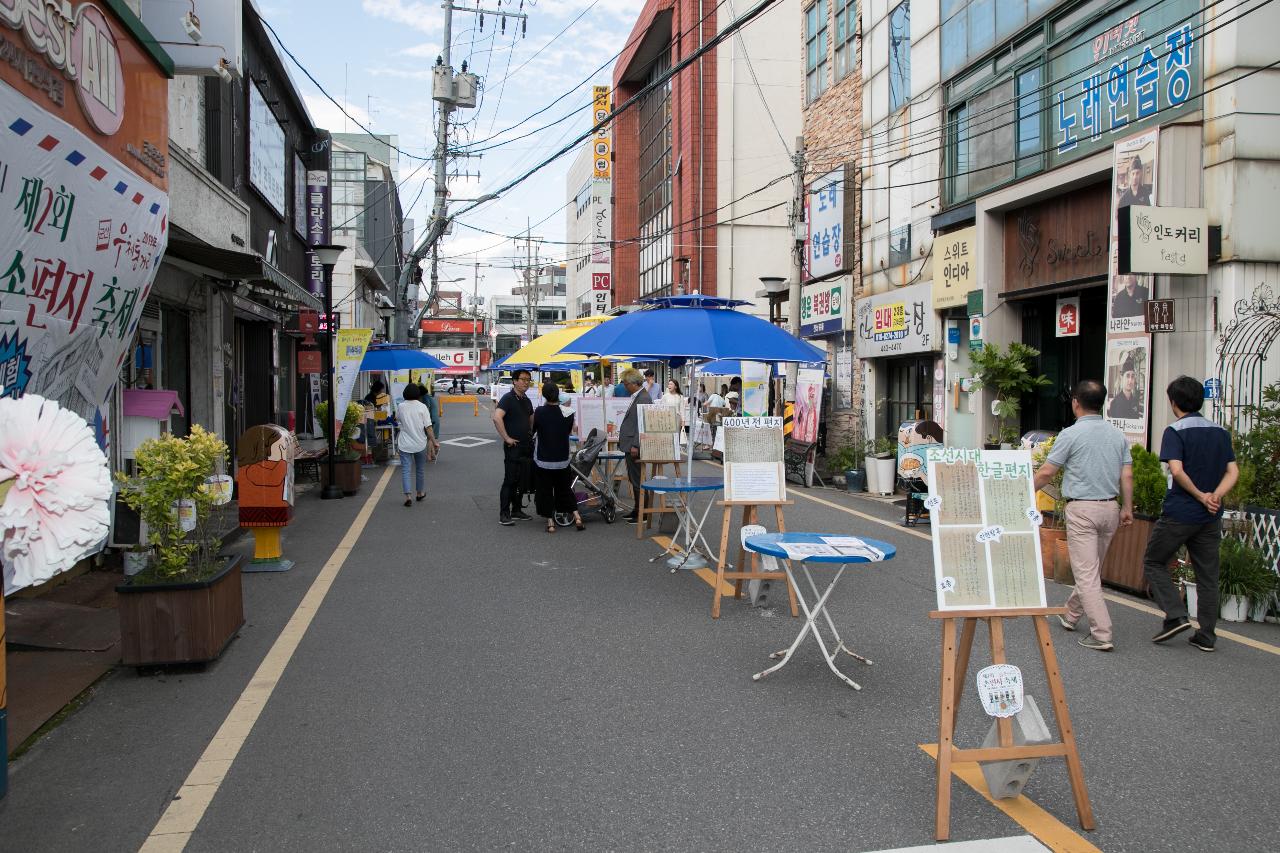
[
  {"x1": 492, "y1": 369, "x2": 535, "y2": 525},
  {"x1": 1111, "y1": 274, "x2": 1149, "y2": 319},
  {"x1": 1116, "y1": 154, "x2": 1152, "y2": 209},
  {"x1": 1107, "y1": 357, "x2": 1144, "y2": 421}
]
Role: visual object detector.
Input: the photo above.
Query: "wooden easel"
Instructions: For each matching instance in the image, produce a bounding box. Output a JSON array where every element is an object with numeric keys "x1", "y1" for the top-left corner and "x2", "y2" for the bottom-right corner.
[
  {"x1": 711, "y1": 501, "x2": 798, "y2": 618},
  {"x1": 930, "y1": 606, "x2": 1095, "y2": 841},
  {"x1": 636, "y1": 460, "x2": 684, "y2": 538}
]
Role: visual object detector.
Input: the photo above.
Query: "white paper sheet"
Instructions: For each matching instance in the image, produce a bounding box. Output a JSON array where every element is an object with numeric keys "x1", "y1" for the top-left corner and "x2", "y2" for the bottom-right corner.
[{"x1": 728, "y1": 461, "x2": 784, "y2": 503}]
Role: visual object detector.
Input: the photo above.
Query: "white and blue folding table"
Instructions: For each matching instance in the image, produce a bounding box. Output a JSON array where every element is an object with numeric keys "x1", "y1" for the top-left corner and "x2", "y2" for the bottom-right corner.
[
  {"x1": 744, "y1": 532, "x2": 896, "y2": 690},
  {"x1": 641, "y1": 476, "x2": 723, "y2": 571}
]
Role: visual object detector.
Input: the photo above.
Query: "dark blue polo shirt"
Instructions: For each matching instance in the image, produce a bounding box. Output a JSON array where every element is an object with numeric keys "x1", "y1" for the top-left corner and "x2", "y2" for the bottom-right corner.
[{"x1": 1159, "y1": 413, "x2": 1235, "y2": 523}]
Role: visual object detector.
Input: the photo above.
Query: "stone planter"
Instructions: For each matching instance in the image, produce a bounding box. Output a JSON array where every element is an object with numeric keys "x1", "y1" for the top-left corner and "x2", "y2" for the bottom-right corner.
[
  {"x1": 320, "y1": 458, "x2": 362, "y2": 495},
  {"x1": 117, "y1": 555, "x2": 245, "y2": 667}
]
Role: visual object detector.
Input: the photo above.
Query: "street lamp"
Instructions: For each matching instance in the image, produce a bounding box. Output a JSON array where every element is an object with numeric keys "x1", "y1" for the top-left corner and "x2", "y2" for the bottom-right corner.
[{"x1": 313, "y1": 243, "x2": 347, "y2": 501}]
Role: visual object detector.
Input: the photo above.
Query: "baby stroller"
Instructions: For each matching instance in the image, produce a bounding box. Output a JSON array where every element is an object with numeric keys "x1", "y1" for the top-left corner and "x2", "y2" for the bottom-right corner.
[{"x1": 556, "y1": 428, "x2": 618, "y2": 526}]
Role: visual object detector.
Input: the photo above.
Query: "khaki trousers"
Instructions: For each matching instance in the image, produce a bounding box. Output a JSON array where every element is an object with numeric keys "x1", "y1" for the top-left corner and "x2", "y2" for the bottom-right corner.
[{"x1": 1064, "y1": 500, "x2": 1120, "y2": 643}]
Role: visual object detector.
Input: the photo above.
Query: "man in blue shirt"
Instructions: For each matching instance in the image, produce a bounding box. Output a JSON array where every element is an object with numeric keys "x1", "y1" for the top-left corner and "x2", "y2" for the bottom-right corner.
[{"x1": 1143, "y1": 376, "x2": 1238, "y2": 652}]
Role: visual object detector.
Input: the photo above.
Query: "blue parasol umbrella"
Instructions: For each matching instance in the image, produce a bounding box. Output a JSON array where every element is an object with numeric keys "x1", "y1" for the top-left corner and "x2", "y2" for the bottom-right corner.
[
  {"x1": 560, "y1": 295, "x2": 826, "y2": 481},
  {"x1": 358, "y1": 345, "x2": 447, "y2": 372}
]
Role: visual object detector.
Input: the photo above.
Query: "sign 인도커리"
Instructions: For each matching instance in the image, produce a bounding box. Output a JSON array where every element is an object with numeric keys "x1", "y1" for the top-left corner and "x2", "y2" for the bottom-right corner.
[
  {"x1": 1145, "y1": 298, "x2": 1175, "y2": 333},
  {"x1": 1118, "y1": 205, "x2": 1209, "y2": 275}
]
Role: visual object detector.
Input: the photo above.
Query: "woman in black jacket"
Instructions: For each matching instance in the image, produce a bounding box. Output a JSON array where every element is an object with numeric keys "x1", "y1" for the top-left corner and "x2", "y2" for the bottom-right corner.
[{"x1": 532, "y1": 381, "x2": 584, "y2": 532}]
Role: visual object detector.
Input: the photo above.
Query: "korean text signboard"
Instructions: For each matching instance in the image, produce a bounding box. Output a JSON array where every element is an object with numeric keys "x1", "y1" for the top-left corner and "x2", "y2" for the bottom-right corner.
[
  {"x1": 804, "y1": 166, "x2": 852, "y2": 281},
  {"x1": 800, "y1": 278, "x2": 846, "y2": 337},
  {"x1": 0, "y1": 78, "x2": 168, "y2": 422},
  {"x1": 306, "y1": 170, "x2": 328, "y2": 295},
  {"x1": 249, "y1": 81, "x2": 286, "y2": 217},
  {"x1": 855, "y1": 282, "x2": 937, "y2": 358},
  {"x1": 592, "y1": 86, "x2": 611, "y2": 179},
  {"x1": 933, "y1": 226, "x2": 976, "y2": 310},
  {"x1": 1050, "y1": 0, "x2": 1199, "y2": 167},
  {"x1": 1145, "y1": 298, "x2": 1175, "y2": 333},
  {"x1": 925, "y1": 448, "x2": 1047, "y2": 611},
  {"x1": 1118, "y1": 205, "x2": 1209, "y2": 275}
]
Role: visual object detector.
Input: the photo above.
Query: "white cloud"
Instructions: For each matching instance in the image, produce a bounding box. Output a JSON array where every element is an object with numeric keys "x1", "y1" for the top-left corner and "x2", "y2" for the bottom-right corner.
[
  {"x1": 303, "y1": 93, "x2": 372, "y2": 134},
  {"x1": 361, "y1": 0, "x2": 443, "y2": 35}
]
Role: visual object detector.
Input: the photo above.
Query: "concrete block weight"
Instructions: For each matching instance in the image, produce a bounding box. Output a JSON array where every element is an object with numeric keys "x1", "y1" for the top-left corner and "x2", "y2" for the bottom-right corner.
[{"x1": 978, "y1": 695, "x2": 1052, "y2": 799}]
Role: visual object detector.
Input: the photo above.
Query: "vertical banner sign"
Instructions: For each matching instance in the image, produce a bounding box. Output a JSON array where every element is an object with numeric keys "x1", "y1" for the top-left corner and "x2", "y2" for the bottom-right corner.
[
  {"x1": 333, "y1": 328, "x2": 372, "y2": 419},
  {"x1": 0, "y1": 82, "x2": 169, "y2": 421},
  {"x1": 1106, "y1": 129, "x2": 1158, "y2": 442},
  {"x1": 740, "y1": 360, "x2": 771, "y2": 417},
  {"x1": 591, "y1": 86, "x2": 611, "y2": 179},
  {"x1": 309, "y1": 373, "x2": 322, "y2": 435},
  {"x1": 804, "y1": 168, "x2": 849, "y2": 281},
  {"x1": 933, "y1": 226, "x2": 976, "y2": 311},
  {"x1": 306, "y1": 170, "x2": 329, "y2": 294},
  {"x1": 793, "y1": 368, "x2": 824, "y2": 444}
]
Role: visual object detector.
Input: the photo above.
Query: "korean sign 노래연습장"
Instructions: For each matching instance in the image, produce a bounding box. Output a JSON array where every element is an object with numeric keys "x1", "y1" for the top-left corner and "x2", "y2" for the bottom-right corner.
[
  {"x1": 804, "y1": 167, "x2": 851, "y2": 281},
  {"x1": 926, "y1": 448, "x2": 1047, "y2": 611}
]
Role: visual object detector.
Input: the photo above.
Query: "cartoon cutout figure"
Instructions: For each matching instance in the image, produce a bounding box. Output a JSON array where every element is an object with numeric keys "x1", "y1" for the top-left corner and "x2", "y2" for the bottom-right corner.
[{"x1": 236, "y1": 424, "x2": 298, "y2": 565}]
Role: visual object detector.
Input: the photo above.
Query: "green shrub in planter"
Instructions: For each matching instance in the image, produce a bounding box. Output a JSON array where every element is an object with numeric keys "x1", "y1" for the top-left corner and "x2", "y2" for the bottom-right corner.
[
  {"x1": 1130, "y1": 444, "x2": 1166, "y2": 518},
  {"x1": 1219, "y1": 536, "x2": 1278, "y2": 611}
]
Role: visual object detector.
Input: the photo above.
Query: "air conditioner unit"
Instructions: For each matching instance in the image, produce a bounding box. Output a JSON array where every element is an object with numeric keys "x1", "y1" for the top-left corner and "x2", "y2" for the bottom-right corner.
[{"x1": 432, "y1": 64, "x2": 454, "y2": 103}]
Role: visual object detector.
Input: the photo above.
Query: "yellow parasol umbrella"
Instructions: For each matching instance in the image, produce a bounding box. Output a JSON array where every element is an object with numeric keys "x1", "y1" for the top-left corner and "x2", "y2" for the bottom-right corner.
[{"x1": 500, "y1": 315, "x2": 613, "y2": 369}]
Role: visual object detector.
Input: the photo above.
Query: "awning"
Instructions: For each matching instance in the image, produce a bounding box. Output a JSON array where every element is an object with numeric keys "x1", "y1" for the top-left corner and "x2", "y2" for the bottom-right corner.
[{"x1": 164, "y1": 228, "x2": 323, "y2": 311}]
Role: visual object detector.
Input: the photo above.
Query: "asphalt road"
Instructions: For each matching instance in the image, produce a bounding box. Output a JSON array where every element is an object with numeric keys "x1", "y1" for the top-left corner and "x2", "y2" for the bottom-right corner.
[{"x1": 2, "y1": 399, "x2": 1278, "y2": 852}]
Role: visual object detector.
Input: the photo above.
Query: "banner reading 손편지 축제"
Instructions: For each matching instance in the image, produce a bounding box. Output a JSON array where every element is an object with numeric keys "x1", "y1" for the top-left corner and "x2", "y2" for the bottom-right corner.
[
  {"x1": 333, "y1": 329, "x2": 373, "y2": 419},
  {"x1": 0, "y1": 80, "x2": 169, "y2": 422}
]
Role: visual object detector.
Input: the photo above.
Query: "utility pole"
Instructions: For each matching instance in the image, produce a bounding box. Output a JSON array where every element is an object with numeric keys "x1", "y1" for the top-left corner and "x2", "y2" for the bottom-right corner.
[
  {"x1": 471, "y1": 258, "x2": 481, "y2": 381},
  {"x1": 786, "y1": 134, "x2": 806, "y2": 402}
]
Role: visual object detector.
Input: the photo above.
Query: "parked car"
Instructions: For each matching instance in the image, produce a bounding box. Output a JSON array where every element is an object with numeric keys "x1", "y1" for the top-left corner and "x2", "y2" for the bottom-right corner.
[{"x1": 439, "y1": 378, "x2": 487, "y2": 395}]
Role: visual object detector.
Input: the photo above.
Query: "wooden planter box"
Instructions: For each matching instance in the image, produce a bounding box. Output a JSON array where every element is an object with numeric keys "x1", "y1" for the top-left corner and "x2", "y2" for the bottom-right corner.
[
  {"x1": 117, "y1": 555, "x2": 245, "y2": 667},
  {"x1": 1101, "y1": 513, "x2": 1155, "y2": 594},
  {"x1": 320, "y1": 458, "x2": 362, "y2": 495},
  {"x1": 1040, "y1": 526, "x2": 1067, "y2": 580}
]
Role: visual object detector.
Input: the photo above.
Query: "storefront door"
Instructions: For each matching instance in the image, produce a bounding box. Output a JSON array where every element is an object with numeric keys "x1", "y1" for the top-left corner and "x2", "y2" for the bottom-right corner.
[
  {"x1": 1019, "y1": 286, "x2": 1106, "y2": 434},
  {"x1": 885, "y1": 356, "x2": 934, "y2": 435}
]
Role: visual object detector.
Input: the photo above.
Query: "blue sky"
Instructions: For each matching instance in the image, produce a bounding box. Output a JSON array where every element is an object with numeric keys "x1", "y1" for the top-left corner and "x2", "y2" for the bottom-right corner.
[{"x1": 260, "y1": 0, "x2": 645, "y2": 303}]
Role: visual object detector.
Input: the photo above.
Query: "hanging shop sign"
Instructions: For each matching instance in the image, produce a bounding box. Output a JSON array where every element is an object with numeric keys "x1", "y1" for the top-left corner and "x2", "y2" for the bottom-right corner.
[
  {"x1": 1055, "y1": 296, "x2": 1081, "y2": 337},
  {"x1": 969, "y1": 315, "x2": 984, "y2": 351},
  {"x1": 1117, "y1": 205, "x2": 1209, "y2": 275},
  {"x1": 855, "y1": 282, "x2": 938, "y2": 358},
  {"x1": 305, "y1": 170, "x2": 328, "y2": 295},
  {"x1": 800, "y1": 278, "x2": 847, "y2": 337},
  {"x1": 0, "y1": 47, "x2": 168, "y2": 424},
  {"x1": 804, "y1": 165, "x2": 853, "y2": 281},
  {"x1": 420, "y1": 318, "x2": 482, "y2": 334},
  {"x1": 1003, "y1": 183, "x2": 1110, "y2": 294},
  {"x1": 933, "y1": 226, "x2": 976, "y2": 310},
  {"x1": 1050, "y1": 0, "x2": 1200, "y2": 167},
  {"x1": 1145, "y1": 298, "x2": 1175, "y2": 333},
  {"x1": 591, "y1": 86, "x2": 611, "y2": 179},
  {"x1": 249, "y1": 79, "x2": 286, "y2": 217},
  {"x1": 425, "y1": 348, "x2": 478, "y2": 368}
]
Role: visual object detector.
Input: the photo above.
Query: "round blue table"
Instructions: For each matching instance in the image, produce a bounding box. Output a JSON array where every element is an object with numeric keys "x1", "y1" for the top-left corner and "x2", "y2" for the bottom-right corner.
[
  {"x1": 745, "y1": 532, "x2": 897, "y2": 690},
  {"x1": 641, "y1": 476, "x2": 723, "y2": 571}
]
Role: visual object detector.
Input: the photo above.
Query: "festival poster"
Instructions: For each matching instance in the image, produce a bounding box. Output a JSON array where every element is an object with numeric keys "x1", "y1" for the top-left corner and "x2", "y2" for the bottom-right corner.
[
  {"x1": 1103, "y1": 336, "x2": 1150, "y2": 436},
  {"x1": 333, "y1": 329, "x2": 372, "y2": 419},
  {"x1": 0, "y1": 80, "x2": 169, "y2": 424},
  {"x1": 740, "y1": 360, "x2": 770, "y2": 417},
  {"x1": 926, "y1": 447, "x2": 1046, "y2": 611},
  {"x1": 793, "y1": 368, "x2": 824, "y2": 445}
]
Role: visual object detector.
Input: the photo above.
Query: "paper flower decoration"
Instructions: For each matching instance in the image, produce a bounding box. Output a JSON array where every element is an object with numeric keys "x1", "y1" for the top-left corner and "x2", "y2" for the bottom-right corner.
[{"x1": 0, "y1": 395, "x2": 112, "y2": 594}]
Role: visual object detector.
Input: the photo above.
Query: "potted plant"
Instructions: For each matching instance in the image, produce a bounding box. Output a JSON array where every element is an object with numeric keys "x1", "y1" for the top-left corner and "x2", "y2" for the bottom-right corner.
[
  {"x1": 968, "y1": 343, "x2": 1051, "y2": 449},
  {"x1": 1096, "y1": 443, "x2": 1164, "y2": 593},
  {"x1": 866, "y1": 436, "x2": 897, "y2": 495},
  {"x1": 828, "y1": 443, "x2": 867, "y2": 492},
  {"x1": 1217, "y1": 535, "x2": 1276, "y2": 623},
  {"x1": 317, "y1": 400, "x2": 365, "y2": 495},
  {"x1": 115, "y1": 426, "x2": 244, "y2": 667}
]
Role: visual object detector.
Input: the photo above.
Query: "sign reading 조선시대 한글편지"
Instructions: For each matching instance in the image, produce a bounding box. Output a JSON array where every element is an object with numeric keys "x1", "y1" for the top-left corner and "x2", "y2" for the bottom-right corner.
[
  {"x1": 1049, "y1": 0, "x2": 1200, "y2": 168},
  {"x1": 1117, "y1": 205, "x2": 1209, "y2": 275},
  {"x1": 800, "y1": 279, "x2": 846, "y2": 337},
  {"x1": 855, "y1": 282, "x2": 938, "y2": 359}
]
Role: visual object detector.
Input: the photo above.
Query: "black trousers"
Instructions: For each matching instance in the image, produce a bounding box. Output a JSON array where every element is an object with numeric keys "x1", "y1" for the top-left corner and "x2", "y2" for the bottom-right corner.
[
  {"x1": 534, "y1": 465, "x2": 578, "y2": 519},
  {"x1": 625, "y1": 452, "x2": 641, "y2": 515},
  {"x1": 500, "y1": 442, "x2": 532, "y2": 515},
  {"x1": 1143, "y1": 515, "x2": 1222, "y2": 637}
]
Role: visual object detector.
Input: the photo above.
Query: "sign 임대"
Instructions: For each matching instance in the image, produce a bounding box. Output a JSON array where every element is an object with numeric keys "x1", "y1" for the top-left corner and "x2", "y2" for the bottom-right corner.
[
  {"x1": 1118, "y1": 205, "x2": 1209, "y2": 275},
  {"x1": 1145, "y1": 298, "x2": 1175, "y2": 333},
  {"x1": 933, "y1": 226, "x2": 976, "y2": 310},
  {"x1": 855, "y1": 282, "x2": 937, "y2": 358},
  {"x1": 800, "y1": 278, "x2": 846, "y2": 337},
  {"x1": 1055, "y1": 296, "x2": 1081, "y2": 337},
  {"x1": 804, "y1": 166, "x2": 851, "y2": 281},
  {"x1": 1050, "y1": 0, "x2": 1199, "y2": 167},
  {"x1": 249, "y1": 80, "x2": 286, "y2": 217}
]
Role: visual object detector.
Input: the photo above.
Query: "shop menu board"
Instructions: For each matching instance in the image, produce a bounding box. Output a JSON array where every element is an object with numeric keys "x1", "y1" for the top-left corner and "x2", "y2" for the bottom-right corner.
[
  {"x1": 638, "y1": 403, "x2": 681, "y2": 461},
  {"x1": 722, "y1": 416, "x2": 786, "y2": 503},
  {"x1": 925, "y1": 448, "x2": 1046, "y2": 611}
]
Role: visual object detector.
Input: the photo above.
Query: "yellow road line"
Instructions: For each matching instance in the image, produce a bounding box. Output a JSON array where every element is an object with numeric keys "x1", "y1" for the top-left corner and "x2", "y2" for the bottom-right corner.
[
  {"x1": 652, "y1": 534, "x2": 736, "y2": 595},
  {"x1": 919, "y1": 744, "x2": 1102, "y2": 853},
  {"x1": 139, "y1": 467, "x2": 396, "y2": 853}
]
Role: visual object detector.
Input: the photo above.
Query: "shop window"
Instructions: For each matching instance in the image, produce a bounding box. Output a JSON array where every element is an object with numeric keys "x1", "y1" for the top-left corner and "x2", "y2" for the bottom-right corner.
[
  {"x1": 835, "y1": 0, "x2": 858, "y2": 81},
  {"x1": 1016, "y1": 65, "x2": 1043, "y2": 176},
  {"x1": 806, "y1": 0, "x2": 829, "y2": 104},
  {"x1": 888, "y1": 1, "x2": 911, "y2": 112},
  {"x1": 888, "y1": 160, "x2": 912, "y2": 268}
]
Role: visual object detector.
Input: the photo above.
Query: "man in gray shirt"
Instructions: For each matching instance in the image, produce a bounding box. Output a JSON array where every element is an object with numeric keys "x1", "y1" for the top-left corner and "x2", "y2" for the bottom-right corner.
[{"x1": 1033, "y1": 380, "x2": 1134, "y2": 651}]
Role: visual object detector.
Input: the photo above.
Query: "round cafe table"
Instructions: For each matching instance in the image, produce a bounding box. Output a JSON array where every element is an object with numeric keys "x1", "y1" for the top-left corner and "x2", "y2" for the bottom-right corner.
[
  {"x1": 745, "y1": 532, "x2": 896, "y2": 690},
  {"x1": 640, "y1": 476, "x2": 723, "y2": 571}
]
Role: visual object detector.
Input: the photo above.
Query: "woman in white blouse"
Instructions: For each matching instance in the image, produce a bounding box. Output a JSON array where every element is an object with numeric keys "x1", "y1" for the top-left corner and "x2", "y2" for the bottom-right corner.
[{"x1": 661, "y1": 379, "x2": 684, "y2": 409}]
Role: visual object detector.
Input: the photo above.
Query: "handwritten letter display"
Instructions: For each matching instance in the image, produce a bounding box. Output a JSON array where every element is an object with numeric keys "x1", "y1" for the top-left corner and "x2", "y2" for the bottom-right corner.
[
  {"x1": 722, "y1": 416, "x2": 785, "y2": 503},
  {"x1": 926, "y1": 448, "x2": 1047, "y2": 611}
]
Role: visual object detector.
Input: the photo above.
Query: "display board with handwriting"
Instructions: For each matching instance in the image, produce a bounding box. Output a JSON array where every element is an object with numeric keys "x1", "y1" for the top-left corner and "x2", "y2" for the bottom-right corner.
[
  {"x1": 638, "y1": 403, "x2": 682, "y2": 462},
  {"x1": 722, "y1": 417, "x2": 786, "y2": 503},
  {"x1": 925, "y1": 448, "x2": 1046, "y2": 611}
]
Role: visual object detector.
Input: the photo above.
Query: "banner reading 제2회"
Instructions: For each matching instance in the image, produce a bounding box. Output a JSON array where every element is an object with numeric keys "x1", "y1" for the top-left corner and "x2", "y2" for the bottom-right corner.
[{"x1": 0, "y1": 2, "x2": 169, "y2": 431}]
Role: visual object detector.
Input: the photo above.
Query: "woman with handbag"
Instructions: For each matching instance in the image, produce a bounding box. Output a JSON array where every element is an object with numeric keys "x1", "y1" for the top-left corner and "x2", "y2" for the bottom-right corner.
[{"x1": 532, "y1": 381, "x2": 584, "y2": 532}]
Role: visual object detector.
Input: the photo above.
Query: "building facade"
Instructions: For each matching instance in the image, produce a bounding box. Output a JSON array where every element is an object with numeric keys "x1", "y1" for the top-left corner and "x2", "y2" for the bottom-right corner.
[{"x1": 566, "y1": 106, "x2": 614, "y2": 320}]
